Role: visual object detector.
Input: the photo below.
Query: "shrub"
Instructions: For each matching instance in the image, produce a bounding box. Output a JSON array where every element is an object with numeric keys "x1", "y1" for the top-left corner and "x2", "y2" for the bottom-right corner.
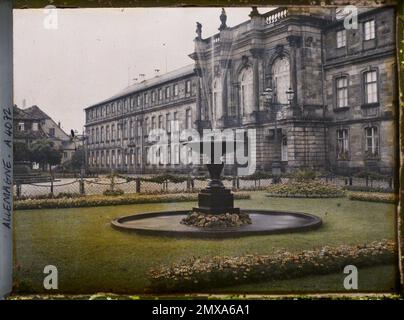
[
  {"x1": 14, "y1": 192, "x2": 251, "y2": 210},
  {"x1": 348, "y1": 192, "x2": 397, "y2": 203},
  {"x1": 149, "y1": 240, "x2": 395, "y2": 292},
  {"x1": 354, "y1": 170, "x2": 390, "y2": 180},
  {"x1": 139, "y1": 174, "x2": 188, "y2": 184},
  {"x1": 15, "y1": 192, "x2": 83, "y2": 201},
  {"x1": 266, "y1": 180, "x2": 344, "y2": 198},
  {"x1": 292, "y1": 169, "x2": 317, "y2": 182},
  {"x1": 343, "y1": 185, "x2": 394, "y2": 193},
  {"x1": 103, "y1": 189, "x2": 124, "y2": 196},
  {"x1": 239, "y1": 172, "x2": 273, "y2": 180}
]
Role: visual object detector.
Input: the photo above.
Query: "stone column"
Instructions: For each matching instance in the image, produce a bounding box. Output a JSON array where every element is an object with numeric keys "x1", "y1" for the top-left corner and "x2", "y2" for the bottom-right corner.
[
  {"x1": 249, "y1": 48, "x2": 264, "y2": 116},
  {"x1": 287, "y1": 35, "x2": 302, "y2": 116},
  {"x1": 0, "y1": 0, "x2": 13, "y2": 299},
  {"x1": 194, "y1": 67, "x2": 203, "y2": 127},
  {"x1": 219, "y1": 59, "x2": 231, "y2": 123}
]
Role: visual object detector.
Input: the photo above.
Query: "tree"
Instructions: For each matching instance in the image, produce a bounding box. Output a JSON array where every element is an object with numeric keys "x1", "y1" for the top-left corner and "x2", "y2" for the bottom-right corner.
[
  {"x1": 13, "y1": 142, "x2": 31, "y2": 162},
  {"x1": 70, "y1": 148, "x2": 85, "y2": 170},
  {"x1": 29, "y1": 139, "x2": 63, "y2": 172}
]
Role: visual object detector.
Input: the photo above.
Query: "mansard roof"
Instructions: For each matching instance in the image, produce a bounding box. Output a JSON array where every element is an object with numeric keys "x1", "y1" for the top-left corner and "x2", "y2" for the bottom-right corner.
[{"x1": 86, "y1": 63, "x2": 195, "y2": 110}]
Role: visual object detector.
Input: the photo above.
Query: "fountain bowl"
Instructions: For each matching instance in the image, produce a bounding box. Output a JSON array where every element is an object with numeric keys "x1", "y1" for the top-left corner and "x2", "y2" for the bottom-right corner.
[{"x1": 111, "y1": 209, "x2": 322, "y2": 238}]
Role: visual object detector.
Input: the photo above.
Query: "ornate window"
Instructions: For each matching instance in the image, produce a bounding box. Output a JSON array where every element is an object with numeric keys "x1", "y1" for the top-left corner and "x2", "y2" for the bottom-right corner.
[
  {"x1": 212, "y1": 78, "x2": 222, "y2": 121},
  {"x1": 336, "y1": 129, "x2": 349, "y2": 160},
  {"x1": 365, "y1": 126, "x2": 379, "y2": 158},
  {"x1": 272, "y1": 57, "x2": 290, "y2": 104},
  {"x1": 239, "y1": 67, "x2": 254, "y2": 115}
]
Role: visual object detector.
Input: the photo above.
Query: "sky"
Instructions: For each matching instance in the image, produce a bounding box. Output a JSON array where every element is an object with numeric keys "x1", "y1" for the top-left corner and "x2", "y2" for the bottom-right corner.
[{"x1": 13, "y1": 7, "x2": 273, "y2": 133}]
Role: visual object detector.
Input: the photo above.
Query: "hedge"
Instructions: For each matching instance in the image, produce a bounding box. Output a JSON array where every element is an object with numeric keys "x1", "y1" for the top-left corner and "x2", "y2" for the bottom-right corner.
[
  {"x1": 348, "y1": 192, "x2": 398, "y2": 204},
  {"x1": 343, "y1": 185, "x2": 394, "y2": 193},
  {"x1": 149, "y1": 240, "x2": 395, "y2": 292},
  {"x1": 14, "y1": 192, "x2": 251, "y2": 210}
]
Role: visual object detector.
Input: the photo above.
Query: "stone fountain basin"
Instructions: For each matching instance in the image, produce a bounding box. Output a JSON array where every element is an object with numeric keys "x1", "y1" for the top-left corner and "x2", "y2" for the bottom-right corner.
[{"x1": 111, "y1": 210, "x2": 322, "y2": 238}]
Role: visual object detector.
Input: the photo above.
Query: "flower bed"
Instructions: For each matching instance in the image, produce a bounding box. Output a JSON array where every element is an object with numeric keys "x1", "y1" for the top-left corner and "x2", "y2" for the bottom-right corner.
[
  {"x1": 181, "y1": 212, "x2": 252, "y2": 228},
  {"x1": 266, "y1": 180, "x2": 344, "y2": 198},
  {"x1": 14, "y1": 192, "x2": 251, "y2": 210},
  {"x1": 149, "y1": 240, "x2": 395, "y2": 292},
  {"x1": 348, "y1": 192, "x2": 398, "y2": 204}
]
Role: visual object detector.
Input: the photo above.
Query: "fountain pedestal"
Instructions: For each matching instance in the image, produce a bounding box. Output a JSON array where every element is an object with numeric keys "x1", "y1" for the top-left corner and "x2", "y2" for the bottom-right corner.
[{"x1": 194, "y1": 163, "x2": 240, "y2": 215}]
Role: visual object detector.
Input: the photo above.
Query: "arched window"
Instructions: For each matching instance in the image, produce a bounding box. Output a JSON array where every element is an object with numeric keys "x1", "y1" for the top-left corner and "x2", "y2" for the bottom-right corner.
[
  {"x1": 212, "y1": 78, "x2": 222, "y2": 121},
  {"x1": 239, "y1": 67, "x2": 254, "y2": 115},
  {"x1": 272, "y1": 57, "x2": 290, "y2": 104}
]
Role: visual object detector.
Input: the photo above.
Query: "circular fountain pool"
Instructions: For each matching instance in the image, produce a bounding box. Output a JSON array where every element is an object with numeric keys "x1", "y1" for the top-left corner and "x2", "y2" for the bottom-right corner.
[{"x1": 111, "y1": 209, "x2": 322, "y2": 238}]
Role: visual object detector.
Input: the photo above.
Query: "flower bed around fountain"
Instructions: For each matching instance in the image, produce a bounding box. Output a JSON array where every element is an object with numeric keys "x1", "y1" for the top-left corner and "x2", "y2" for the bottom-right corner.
[{"x1": 180, "y1": 211, "x2": 252, "y2": 228}]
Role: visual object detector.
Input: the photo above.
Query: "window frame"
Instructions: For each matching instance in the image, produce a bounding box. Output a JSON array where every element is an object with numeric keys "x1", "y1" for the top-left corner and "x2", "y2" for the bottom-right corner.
[
  {"x1": 364, "y1": 19, "x2": 375, "y2": 41},
  {"x1": 335, "y1": 75, "x2": 349, "y2": 108},
  {"x1": 363, "y1": 69, "x2": 378, "y2": 105},
  {"x1": 364, "y1": 126, "x2": 380, "y2": 159},
  {"x1": 336, "y1": 128, "x2": 349, "y2": 160},
  {"x1": 336, "y1": 29, "x2": 346, "y2": 48}
]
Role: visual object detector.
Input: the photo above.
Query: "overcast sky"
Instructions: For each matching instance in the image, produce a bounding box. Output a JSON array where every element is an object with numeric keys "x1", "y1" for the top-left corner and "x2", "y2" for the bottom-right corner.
[{"x1": 13, "y1": 7, "x2": 273, "y2": 133}]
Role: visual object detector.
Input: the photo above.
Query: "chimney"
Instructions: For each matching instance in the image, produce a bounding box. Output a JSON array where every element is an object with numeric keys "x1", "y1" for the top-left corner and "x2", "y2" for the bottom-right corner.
[
  {"x1": 139, "y1": 73, "x2": 146, "y2": 82},
  {"x1": 154, "y1": 69, "x2": 160, "y2": 77},
  {"x1": 22, "y1": 99, "x2": 26, "y2": 108},
  {"x1": 58, "y1": 122, "x2": 61, "y2": 128}
]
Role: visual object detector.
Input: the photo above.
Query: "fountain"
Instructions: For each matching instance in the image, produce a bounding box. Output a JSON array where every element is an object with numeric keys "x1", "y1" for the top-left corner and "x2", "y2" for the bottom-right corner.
[{"x1": 111, "y1": 138, "x2": 322, "y2": 238}]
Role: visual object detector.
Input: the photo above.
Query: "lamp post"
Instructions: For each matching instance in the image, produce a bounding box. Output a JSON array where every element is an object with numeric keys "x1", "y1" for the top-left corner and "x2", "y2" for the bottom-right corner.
[{"x1": 286, "y1": 87, "x2": 294, "y2": 105}]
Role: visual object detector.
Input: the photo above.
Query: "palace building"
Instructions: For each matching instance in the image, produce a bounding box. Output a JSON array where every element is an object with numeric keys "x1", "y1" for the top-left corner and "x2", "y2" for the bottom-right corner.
[{"x1": 84, "y1": 6, "x2": 397, "y2": 176}]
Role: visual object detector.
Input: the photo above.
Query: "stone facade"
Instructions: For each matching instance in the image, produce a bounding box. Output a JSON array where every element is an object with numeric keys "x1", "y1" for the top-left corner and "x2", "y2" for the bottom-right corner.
[
  {"x1": 85, "y1": 65, "x2": 198, "y2": 173},
  {"x1": 84, "y1": 6, "x2": 397, "y2": 176}
]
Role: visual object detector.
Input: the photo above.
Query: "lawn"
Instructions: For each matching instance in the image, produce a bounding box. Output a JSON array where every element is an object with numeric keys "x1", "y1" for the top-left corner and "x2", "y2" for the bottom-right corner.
[{"x1": 13, "y1": 192, "x2": 397, "y2": 294}]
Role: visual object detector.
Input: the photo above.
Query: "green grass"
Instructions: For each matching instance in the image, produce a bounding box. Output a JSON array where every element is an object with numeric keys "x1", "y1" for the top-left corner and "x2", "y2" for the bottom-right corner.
[
  {"x1": 217, "y1": 265, "x2": 397, "y2": 294},
  {"x1": 13, "y1": 192, "x2": 397, "y2": 294}
]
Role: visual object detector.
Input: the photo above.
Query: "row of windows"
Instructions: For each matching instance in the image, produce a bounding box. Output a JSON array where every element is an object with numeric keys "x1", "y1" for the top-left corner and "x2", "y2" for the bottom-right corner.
[
  {"x1": 87, "y1": 79, "x2": 193, "y2": 122},
  {"x1": 17, "y1": 122, "x2": 39, "y2": 132},
  {"x1": 88, "y1": 126, "x2": 380, "y2": 165},
  {"x1": 17, "y1": 122, "x2": 56, "y2": 137},
  {"x1": 88, "y1": 145, "x2": 189, "y2": 167},
  {"x1": 87, "y1": 109, "x2": 192, "y2": 144},
  {"x1": 336, "y1": 126, "x2": 379, "y2": 160},
  {"x1": 335, "y1": 70, "x2": 378, "y2": 108},
  {"x1": 336, "y1": 19, "x2": 375, "y2": 49}
]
